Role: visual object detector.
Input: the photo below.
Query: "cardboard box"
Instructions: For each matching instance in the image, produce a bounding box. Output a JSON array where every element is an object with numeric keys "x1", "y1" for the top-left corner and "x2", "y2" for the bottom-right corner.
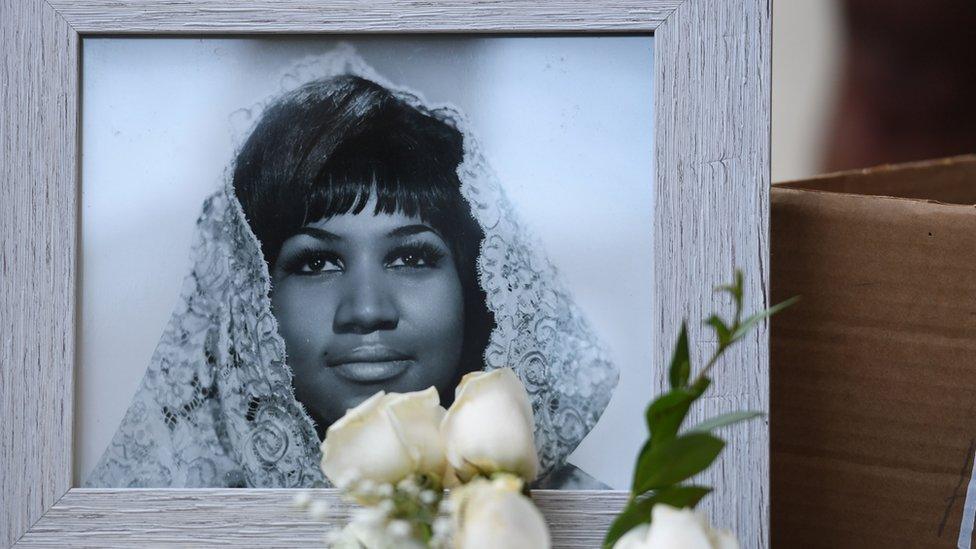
[{"x1": 770, "y1": 156, "x2": 976, "y2": 548}]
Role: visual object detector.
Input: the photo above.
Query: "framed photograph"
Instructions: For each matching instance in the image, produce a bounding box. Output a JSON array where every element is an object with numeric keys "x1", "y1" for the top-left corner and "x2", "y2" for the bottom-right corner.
[{"x1": 1, "y1": 1, "x2": 770, "y2": 547}]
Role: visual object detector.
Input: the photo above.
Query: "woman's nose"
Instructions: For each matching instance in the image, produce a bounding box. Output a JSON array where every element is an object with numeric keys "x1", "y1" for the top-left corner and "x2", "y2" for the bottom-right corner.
[{"x1": 332, "y1": 273, "x2": 399, "y2": 334}]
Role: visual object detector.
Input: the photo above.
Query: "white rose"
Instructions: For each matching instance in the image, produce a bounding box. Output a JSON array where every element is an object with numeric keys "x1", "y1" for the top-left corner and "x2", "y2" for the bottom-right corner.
[
  {"x1": 613, "y1": 504, "x2": 739, "y2": 549},
  {"x1": 451, "y1": 475, "x2": 551, "y2": 549},
  {"x1": 612, "y1": 524, "x2": 651, "y2": 549},
  {"x1": 320, "y1": 387, "x2": 448, "y2": 489},
  {"x1": 441, "y1": 368, "x2": 539, "y2": 483}
]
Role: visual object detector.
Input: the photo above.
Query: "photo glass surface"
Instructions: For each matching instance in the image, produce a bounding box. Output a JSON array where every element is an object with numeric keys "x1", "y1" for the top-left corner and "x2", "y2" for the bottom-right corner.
[{"x1": 78, "y1": 36, "x2": 655, "y2": 490}]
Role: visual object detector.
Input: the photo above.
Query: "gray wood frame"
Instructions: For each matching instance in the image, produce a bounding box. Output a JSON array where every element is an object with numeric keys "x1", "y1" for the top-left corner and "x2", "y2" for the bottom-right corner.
[{"x1": 0, "y1": 1, "x2": 770, "y2": 547}]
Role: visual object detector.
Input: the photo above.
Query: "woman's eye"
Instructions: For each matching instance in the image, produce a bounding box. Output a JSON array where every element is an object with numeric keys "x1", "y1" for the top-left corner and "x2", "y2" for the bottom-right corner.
[
  {"x1": 386, "y1": 245, "x2": 444, "y2": 269},
  {"x1": 298, "y1": 256, "x2": 342, "y2": 274},
  {"x1": 388, "y1": 252, "x2": 429, "y2": 268}
]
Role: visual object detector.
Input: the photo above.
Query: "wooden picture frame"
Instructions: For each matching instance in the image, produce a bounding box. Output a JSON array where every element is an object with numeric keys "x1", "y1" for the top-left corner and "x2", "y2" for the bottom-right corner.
[{"x1": 0, "y1": 1, "x2": 770, "y2": 547}]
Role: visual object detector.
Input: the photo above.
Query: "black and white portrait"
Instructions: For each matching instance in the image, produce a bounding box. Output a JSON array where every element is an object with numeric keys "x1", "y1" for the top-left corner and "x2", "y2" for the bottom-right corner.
[{"x1": 78, "y1": 37, "x2": 654, "y2": 490}]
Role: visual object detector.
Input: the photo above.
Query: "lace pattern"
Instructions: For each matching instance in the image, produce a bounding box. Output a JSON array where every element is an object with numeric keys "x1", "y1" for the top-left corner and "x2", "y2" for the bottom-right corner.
[
  {"x1": 85, "y1": 45, "x2": 618, "y2": 488},
  {"x1": 86, "y1": 188, "x2": 325, "y2": 488}
]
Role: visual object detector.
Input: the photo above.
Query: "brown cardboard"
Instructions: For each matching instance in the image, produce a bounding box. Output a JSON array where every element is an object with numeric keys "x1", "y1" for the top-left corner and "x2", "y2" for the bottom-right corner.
[{"x1": 770, "y1": 156, "x2": 976, "y2": 548}]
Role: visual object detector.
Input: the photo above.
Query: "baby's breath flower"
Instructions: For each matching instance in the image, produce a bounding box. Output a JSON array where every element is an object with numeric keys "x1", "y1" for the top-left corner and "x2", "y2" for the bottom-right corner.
[
  {"x1": 323, "y1": 529, "x2": 342, "y2": 545},
  {"x1": 397, "y1": 476, "x2": 419, "y2": 495},
  {"x1": 291, "y1": 490, "x2": 312, "y2": 509},
  {"x1": 335, "y1": 469, "x2": 361, "y2": 490},
  {"x1": 377, "y1": 499, "x2": 395, "y2": 515},
  {"x1": 354, "y1": 506, "x2": 388, "y2": 527},
  {"x1": 357, "y1": 479, "x2": 376, "y2": 495},
  {"x1": 387, "y1": 519, "x2": 412, "y2": 539},
  {"x1": 432, "y1": 516, "x2": 452, "y2": 538},
  {"x1": 419, "y1": 489, "x2": 438, "y2": 505},
  {"x1": 377, "y1": 483, "x2": 394, "y2": 498},
  {"x1": 308, "y1": 500, "x2": 330, "y2": 521},
  {"x1": 438, "y1": 498, "x2": 455, "y2": 514}
]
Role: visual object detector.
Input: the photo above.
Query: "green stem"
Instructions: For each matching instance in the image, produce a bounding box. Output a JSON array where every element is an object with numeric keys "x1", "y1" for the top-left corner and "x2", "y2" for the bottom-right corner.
[
  {"x1": 694, "y1": 311, "x2": 744, "y2": 384},
  {"x1": 693, "y1": 347, "x2": 723, "y2": 385},
  {"x1": 416, "y1": 521, "x2": 433, "y2": 543}
]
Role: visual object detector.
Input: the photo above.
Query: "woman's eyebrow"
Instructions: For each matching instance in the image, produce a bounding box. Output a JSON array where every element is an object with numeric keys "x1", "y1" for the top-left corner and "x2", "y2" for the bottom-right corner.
[
  {"x1": 386, "y1": 224, "x2": 441, "y2": 239},
  {"x1": 295, "y1": 227, "x2": 342, "y2": 241}
]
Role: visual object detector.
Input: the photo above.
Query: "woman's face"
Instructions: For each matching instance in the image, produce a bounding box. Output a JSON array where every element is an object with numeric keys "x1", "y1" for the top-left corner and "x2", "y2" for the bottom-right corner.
[{"x1": 270, "y1": 195, "x2": 465, "y2": 435}]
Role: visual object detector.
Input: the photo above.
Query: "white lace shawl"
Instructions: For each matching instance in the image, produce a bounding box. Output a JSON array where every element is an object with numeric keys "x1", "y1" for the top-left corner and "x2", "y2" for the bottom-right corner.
[{"x1": 84, "y1": 46, "x2": 619, "y2": 488}]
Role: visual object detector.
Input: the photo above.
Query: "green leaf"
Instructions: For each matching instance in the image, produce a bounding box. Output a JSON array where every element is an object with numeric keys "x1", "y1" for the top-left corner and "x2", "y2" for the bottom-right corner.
[
  {"x1": 633, "y1": 433, "x2": 725, "y2": 494},
  {"x1": 706, "y1": 315, "x2": 731, "y2": 347},
  {"x1": 687, "y1": 410, "x2": 763, "y2": 434},
  {"x1": 716, "y1": 271, "x2": 744, "y2": 308},
  {"x1": 730, "y1": 295, "x2": 800, "y2": 342},
  {"x1": 644, "y1": 390, "x2": 696, "y2": 446},
  {"x1": 668, "y1": 323, "x2": 691, "y2": 389},
  {"x1": 630, "y1": 438, "x2": 652, "y2": 488},
  {"x1": 602, "y1": 498, "x2": 655, "y2": 549},
  {"x1": 635, "y1": 485, "x2": 712, "y2": 508},
  {"x1": 604, "y1": 486, "x2": 712, "y2": 548},
  {"x1": 644, "y1": 377, "x2": 711, "y2": 443}
]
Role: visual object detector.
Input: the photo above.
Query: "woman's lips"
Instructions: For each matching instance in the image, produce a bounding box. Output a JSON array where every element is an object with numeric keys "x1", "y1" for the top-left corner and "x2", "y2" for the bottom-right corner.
[{"x1": 328, "y1": 346, "x2": 413, "y2": 383}]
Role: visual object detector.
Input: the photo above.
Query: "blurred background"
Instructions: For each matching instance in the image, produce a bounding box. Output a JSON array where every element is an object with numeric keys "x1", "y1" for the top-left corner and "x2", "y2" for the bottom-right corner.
[{"x1": 773, "y1": 0, "x2": 976, "y2": 182}]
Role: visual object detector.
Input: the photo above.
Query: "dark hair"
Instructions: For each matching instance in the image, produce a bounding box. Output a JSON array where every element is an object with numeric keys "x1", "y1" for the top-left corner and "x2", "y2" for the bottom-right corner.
[{"x1": 232, "y1": 74, "x2": 493, "y2": 385}]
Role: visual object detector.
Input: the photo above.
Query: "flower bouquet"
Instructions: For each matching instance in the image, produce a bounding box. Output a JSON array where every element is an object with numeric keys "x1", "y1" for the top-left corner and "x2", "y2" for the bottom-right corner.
[
  {"x1": 295, "y1": 272, "x2": 794, "y2": 548},
  {"x1": 308, "y1": 367, "x2": 547, "y2": 548}
]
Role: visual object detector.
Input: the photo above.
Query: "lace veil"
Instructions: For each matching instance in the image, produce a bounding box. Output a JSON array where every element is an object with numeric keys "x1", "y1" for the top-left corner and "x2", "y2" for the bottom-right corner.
[{"x1": 85, "y1": 45, "x2": 619, "y2": 488}]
